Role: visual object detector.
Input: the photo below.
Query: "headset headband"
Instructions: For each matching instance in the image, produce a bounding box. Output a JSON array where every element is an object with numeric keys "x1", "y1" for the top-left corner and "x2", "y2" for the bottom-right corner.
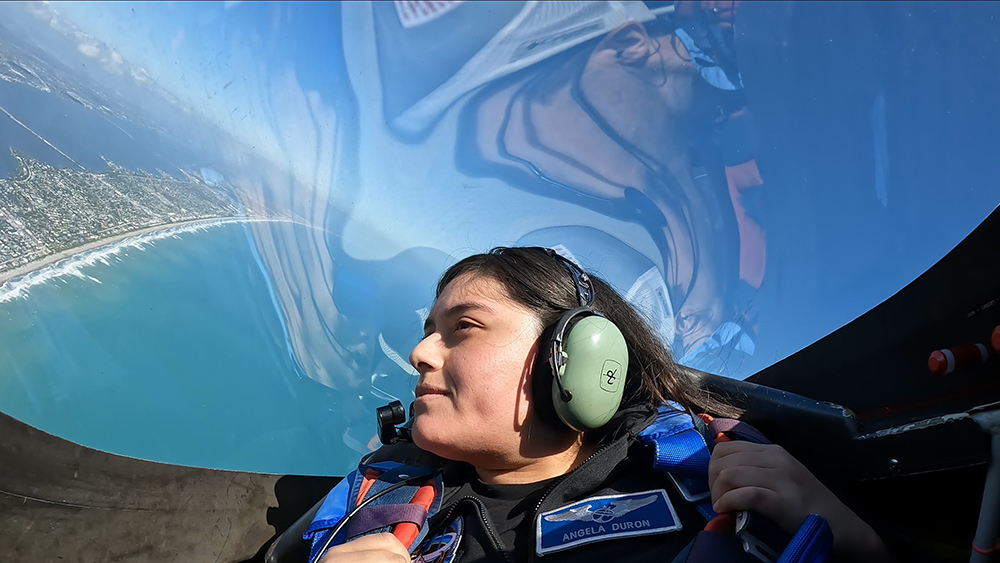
[{"x1": 544, "y1": 249, "x2": 594, "y2": 307}]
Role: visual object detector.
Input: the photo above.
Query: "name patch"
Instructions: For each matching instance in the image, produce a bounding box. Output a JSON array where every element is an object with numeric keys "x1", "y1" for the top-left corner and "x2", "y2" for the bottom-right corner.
[{"x1": 536, "y1": 489, "x2": 681, "y2": 555}]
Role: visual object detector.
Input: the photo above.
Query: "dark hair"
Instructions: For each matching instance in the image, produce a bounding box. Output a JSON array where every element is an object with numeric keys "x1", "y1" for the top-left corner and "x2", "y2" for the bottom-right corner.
[{"x1": 436, "y1": 246, "x2": 740, "y2": 419}]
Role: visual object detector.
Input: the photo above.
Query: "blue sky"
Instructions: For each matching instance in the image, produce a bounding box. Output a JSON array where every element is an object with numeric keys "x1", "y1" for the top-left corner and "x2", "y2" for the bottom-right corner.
[{"x1": 53, "y1": 1, "x2": 347, "y2": 177}]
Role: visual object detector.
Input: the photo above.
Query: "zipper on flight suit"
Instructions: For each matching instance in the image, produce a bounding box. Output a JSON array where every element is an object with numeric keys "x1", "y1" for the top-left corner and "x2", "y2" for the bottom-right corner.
[
  {"x1": 526, "y1": 442, "x2": 617, "y2": 563},
  {"x1": 432, "y1": 496, "x2": 514, "y2": 563}
]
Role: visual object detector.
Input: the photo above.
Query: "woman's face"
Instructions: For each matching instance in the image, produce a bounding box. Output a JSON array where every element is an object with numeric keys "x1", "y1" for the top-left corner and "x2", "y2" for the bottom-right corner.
[{"x1": 408, "y1": 273, "x2": 545, "y2": 464}]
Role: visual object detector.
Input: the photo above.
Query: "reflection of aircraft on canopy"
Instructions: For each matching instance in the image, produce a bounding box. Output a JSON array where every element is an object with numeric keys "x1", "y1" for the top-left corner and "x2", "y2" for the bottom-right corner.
[{"x1": 2, "y1": 2, "x2": 1000, "y2": 562}]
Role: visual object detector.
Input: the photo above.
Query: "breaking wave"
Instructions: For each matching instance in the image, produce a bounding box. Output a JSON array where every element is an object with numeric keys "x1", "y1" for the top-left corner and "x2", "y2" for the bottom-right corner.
[{"x1": 0, "y1": 218, "x2": 295, "y2": 303}]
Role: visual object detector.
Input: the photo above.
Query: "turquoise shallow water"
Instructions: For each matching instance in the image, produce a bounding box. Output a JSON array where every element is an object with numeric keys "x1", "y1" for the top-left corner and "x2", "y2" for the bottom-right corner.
[{"x1": 0, "y1": 222, "x2": 361, "y2": 476}]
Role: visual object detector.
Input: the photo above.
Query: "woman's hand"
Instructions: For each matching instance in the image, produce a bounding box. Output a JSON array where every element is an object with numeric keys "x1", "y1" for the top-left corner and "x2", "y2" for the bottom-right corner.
[
  {"x1": 708, "y1": 441, "x2": 890, "y2": 562},
  {"x1": 318, "y1": 533, "x2": 410, "y2": 563}
]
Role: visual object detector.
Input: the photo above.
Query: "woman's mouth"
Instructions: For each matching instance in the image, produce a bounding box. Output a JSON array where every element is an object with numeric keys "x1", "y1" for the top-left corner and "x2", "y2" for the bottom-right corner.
[{"x1": 414, "y1": 385, "x2": 449, "y2": 400}]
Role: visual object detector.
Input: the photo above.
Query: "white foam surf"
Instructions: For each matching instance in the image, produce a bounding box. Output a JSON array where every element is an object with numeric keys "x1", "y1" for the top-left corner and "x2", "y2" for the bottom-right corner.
[{"x1": 0, "y1": 218, "x2": 293, "y2": 303}]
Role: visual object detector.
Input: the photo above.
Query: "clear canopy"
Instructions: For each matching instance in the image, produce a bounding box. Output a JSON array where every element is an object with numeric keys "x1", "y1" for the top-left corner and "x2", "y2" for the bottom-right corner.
[{"x1": 0, "y1": 1, "x2": 997, "y2": 475}]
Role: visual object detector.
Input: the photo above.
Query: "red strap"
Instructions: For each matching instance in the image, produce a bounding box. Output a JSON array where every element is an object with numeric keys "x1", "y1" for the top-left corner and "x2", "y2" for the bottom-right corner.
[
  {"x1": 392, "y1": 481, "x2": 437, "y2": 549},
  {"x1": 356, "y1": 469, "x2": 380, "y2": 507}
]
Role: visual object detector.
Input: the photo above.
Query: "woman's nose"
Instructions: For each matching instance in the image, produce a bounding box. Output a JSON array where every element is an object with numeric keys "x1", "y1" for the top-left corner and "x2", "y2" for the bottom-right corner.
[{"x1": 409, "y1": 333, "x2": 443, "y2": 375}]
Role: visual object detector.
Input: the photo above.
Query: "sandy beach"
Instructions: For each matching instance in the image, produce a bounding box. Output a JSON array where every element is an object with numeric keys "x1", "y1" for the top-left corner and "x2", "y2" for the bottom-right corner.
[{"x1": 0, "y1": 217, "x2": 231, "y2": 286}]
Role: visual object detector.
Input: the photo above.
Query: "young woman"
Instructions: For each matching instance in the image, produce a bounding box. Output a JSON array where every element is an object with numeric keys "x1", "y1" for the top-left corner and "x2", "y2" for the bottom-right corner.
[{"x1": 318, "y1": 246, "x2": 888, "y2": 563}]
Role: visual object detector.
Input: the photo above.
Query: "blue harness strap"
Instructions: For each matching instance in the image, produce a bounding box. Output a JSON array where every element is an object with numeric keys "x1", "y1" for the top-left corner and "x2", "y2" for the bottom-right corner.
[
  {"x1": 638, "y1": 406, "x2": 713, "y2": 474},
  {"x1": 777, "y1": 515, "x2": 833, "y2": 563},
  {"x1": 638, "y1": 406, "x2": 719, "y2": 520},
  {"x1": 638, "y1": 406, "x2": 834, "y2": 563},
  {"x1": 303, "y1": 461, "x2": 443, "y2": 563},
  {"x1": 304, "y1": 470, "x2": 355, "y2": 547}
]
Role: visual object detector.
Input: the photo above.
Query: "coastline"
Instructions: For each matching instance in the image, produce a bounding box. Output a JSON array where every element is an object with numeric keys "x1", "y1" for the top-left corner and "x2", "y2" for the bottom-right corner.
[{"x1": 0, "y1": 217, "x2": 244, "y2": 286}]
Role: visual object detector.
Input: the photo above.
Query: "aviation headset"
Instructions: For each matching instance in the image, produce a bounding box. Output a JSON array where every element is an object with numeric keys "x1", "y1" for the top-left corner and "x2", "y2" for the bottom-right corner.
[{"x1": 536, "y1": 248, "x2": 630, "y2": 432}]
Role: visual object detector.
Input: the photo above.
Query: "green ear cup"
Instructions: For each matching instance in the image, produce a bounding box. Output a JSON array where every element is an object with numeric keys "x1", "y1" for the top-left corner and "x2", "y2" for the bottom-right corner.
[{"x1": 551, "y1": 315, "x2": 629, "y2": 431}]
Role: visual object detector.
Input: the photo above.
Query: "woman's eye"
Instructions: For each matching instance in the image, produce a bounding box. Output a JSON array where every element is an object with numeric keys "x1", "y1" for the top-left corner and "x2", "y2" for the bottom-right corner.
[
  {"x1": 676, "y1": 313, "x2": 700, "y2": 334},
  {"x1": 455, "y1": 320, "x2": 475, "y2": 331}
]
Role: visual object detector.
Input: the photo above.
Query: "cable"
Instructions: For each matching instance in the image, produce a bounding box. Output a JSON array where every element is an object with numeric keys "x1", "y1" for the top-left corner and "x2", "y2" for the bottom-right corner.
[{"x1": 309, "y1": 470, "x2": 440, "y2": 563}]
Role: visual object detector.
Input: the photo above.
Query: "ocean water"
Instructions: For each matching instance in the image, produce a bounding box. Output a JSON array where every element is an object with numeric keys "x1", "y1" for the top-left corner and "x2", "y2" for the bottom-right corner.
[{"x1": 0, "y1": 221, "x2": 361, "y2": 476}]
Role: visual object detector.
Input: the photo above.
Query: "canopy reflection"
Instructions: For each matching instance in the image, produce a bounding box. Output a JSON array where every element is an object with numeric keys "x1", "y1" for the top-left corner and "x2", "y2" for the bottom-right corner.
[{"x1": 0, "y1": 1, "x2": 997, "y2": 474}]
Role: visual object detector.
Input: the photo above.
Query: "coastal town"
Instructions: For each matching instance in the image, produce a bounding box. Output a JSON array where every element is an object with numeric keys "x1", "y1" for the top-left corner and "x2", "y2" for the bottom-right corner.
[{"x1": 0, "y1": 152, "x2": 249, "y2": 275}]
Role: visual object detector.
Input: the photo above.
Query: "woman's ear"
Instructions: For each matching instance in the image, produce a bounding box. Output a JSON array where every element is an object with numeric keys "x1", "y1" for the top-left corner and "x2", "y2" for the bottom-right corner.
[{"x1": 598, "y1": 21, "x2": 655, "y2": 68}]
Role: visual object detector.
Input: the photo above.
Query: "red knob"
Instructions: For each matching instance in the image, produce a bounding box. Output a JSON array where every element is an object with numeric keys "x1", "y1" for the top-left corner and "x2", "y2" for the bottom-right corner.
[{"x1": 928, "y1": 343, "x2": 989, "y2": 375}]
